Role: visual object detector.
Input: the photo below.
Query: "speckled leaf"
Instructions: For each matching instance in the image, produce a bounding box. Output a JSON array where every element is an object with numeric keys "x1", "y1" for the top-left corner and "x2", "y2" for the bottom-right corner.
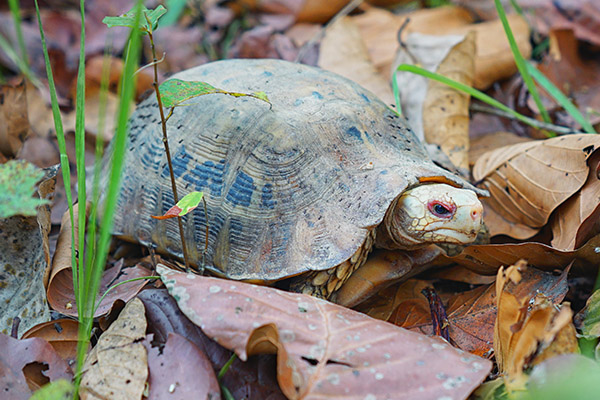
[
  {"x1": 151, "y1": 191, "x2": 203, "y2": 219},
  {"x1": 102, "y1": 5, "x2": 166, "y2": 33},
  {"x1": 0, "y1": 160, "x2": 48, "y2": 218},
  {"x1": 579, "y1": 289, "x2": 600, "y2": 339},
  {"x1": 158, "y1": 265, "x2": 491, "y2": 400},
  {"x1": 159, "y1": 79, "x2": 271, "y2": 109}
]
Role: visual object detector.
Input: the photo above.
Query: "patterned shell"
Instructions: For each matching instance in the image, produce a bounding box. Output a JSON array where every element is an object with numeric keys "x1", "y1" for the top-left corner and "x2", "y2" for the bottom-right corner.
[{"x1": 112, "y1": 59, "x2": 478, "y2": 281}]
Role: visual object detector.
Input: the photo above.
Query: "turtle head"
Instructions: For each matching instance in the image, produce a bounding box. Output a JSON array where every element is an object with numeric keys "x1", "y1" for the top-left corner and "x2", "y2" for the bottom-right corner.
[{"x1": 376, "y1": 183, "x2": 483, "y2": 250}]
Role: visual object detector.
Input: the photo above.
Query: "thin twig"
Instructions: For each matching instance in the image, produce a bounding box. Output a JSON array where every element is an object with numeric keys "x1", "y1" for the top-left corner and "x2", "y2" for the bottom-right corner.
[
  {"x1": 470, "y1": 103, "x2": 586, "y2": 135},
  {"x1": 295, "y1": 0, "x2": 364, "y2": 63},
  {"x1": 147, "y1": 27, "x2": 191, "y2": 271}
]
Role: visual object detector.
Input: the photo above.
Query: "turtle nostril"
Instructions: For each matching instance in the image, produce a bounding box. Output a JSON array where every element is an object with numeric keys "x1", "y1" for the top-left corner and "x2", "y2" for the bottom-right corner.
[{"x1": 471, "y1": 208, "x2": 482, "y2": 221}]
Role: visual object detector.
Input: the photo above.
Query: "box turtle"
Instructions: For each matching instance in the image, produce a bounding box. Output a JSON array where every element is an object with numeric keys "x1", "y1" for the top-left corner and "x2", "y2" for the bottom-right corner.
[{"x1": 109, "y1": 59, "x2": 484, "y2": 303}]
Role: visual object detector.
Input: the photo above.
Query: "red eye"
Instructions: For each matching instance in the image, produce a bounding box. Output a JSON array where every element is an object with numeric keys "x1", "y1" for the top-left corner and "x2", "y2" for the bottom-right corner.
[{"x1": 428, "y1": 201, "x2": 455, "y2": 218}]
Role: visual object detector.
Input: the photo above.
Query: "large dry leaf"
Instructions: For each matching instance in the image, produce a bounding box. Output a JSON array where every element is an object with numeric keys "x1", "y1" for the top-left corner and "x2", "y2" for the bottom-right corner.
[
  {"x1": 80, "y1": 298, "x2": 148, "y2": 400},
  {"x1": 158, "y1": 265, "x2": 491, "y2": 400},
  {"x1": 145, "y1": 332, "x2": 220, "y2": 399},
  {"x1": 551, "y1": 148, "x2": 600, "y2": 250},
  {"x1": 139, "y1": 289, "x2": 286, "y2": 400},
  {"x1": 233, "y1": 0, "x2": 350, "y2": 23},
  {"x1": 468, "y1": 131, "x2": 533, "y2": 168},
  {"x1": 445, "y1": 233, "x2": 600, "y2": 275},
  {"x1": 494, "y1": 262, "x2": 577, "y2": 390},
  {"x1": 0, "y1": 333, "x2": 72, "y2": 399},
  {"x1": 0, "y1": 80, "x2": 30, "y2": 158},
  {"x1": 353, "y1": 6, "x2": 473, "y2": 77},
  {"x1": 423, "y1": 30, "x2": 475, "y2": 171},
  {"x1": 318, "y1": 17, "x2": 394, "y2": 105},
  {"x1": 473, "y1": 134, "x2": 600, "y2": 238}
]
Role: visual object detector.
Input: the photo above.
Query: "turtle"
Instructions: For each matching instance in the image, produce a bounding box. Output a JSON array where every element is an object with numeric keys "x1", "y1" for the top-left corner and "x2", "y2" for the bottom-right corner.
[{"x1": 108, "y1": 59, "x2": 485, "y2": 304}]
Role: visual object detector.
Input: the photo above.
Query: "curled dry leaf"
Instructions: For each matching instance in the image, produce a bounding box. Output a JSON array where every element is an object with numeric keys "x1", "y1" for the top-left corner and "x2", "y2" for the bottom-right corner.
[
  {"x1": 80, "y1": 298, "x2": 148, "y2": 400},
  {"x1": 318, "y1": 17, "x2": 394, "y2": 105},
  {"x1": 233, "y1": 0, "x2": 350, "y2": 23},
  {"x1": 145, "y1": 332, "x2": 220, "y2": 400},
  {"x1": 158, "y1": 265, "x2": 492, "y2": 400},
  {"x1": 473, "y1": 134, "x2": 600, "y2": 239},
  {"x1": 48, "y1": 204, "x2": 153, "y2": 317},
  {"x1": 468, "y1": 131, "x2": 533, "y2": 168},
  {"x1": 550, "y1": 136, "x2": 600, "y2": 250},
  {"x1": 0, "y1": 333, "x2": 72, "y2": 399},
  {"x1": 21, "y1": 319, "x2": 79, "y2": 366},
  {"x1": 423, "y1": 30, "x2": 475, "y2": 172},
  {"x1": 494, "y1": 261, "x2": 578, "y2": 390}
]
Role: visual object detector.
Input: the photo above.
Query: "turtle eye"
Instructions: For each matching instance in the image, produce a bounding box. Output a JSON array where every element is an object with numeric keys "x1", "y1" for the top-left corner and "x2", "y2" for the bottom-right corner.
[{"x1": 428, "y1": 201, "x2": 455, "y2": 218}]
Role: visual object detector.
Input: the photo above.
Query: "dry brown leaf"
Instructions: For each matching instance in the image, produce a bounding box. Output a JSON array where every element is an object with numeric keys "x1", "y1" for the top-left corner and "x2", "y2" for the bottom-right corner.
[
  {"x1": 362, "y1": 279, "x2": 432, "y2": 325},
  {"x1": 427, "y1": 265, "x2": 496, "y2": 285},
  {"x1": 48, "y1": 204, "x2": 153, "y2": 317},
  {"x1": 80, "y1": 298, "x2": 147, "y2": 400},
  {"x1": 233, "y1": 0, "x2": 350, "y2": 23},
  {"x1": 551, "y1": 149, "x2": 600, "y2": 250},
  {"x1": 0, "y1": 80, "x2": 30, "y2": 158},
  {"x1": 469, "y1": 131, "x2": 533, "y2": 168},
  {"x1": 21, "y1": 319, "x2": 79, "y2": 367},
  {"x1": 353, "y1": 6, "x2": 473, "y2": 77},
  {"x1": 423, "y1": 30, "x2": 475, "y2": 172},
  {"x1": 318, "y1": 17, "x2": 394, "y2": 105},
  {"x1": 494, "y1": 261, "x2": 578, "y2": 390},
  {"x1": 473, "y1": 134, "x2": 600, "y2": 238},
  {"x1": 158, "y1": 266, "x2": 492, "y2": 400}
]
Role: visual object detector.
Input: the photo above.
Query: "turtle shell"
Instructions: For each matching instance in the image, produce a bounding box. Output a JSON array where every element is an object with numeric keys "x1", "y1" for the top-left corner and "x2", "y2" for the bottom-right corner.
[{"x1": 112, "y1": 59, "x2": 480, "y2": 281}]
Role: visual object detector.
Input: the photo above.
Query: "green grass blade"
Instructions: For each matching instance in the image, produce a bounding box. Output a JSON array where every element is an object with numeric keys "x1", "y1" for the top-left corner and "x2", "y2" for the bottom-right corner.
[
  {"x1": 75, "y1": 0, "x2": 87, "y2": 323},
  {"x1": 33, "y1": 0, "x2": 77, "y2": 298},
  {"x1": 0, "y1": 33, "x2": 41, "y2": 88},
  {"x1": 395, "y1": 64, "x2": 556, "y2": 136},
  {"x1": 526, "y1": 62, "x2": 597, "y2": 134},
  {"x1": 8, "y1": 0, "x2": 28, "y2": 65},
  {"x1": 391, "y1": 71, "x2": 403, "y2": 116},
  {"x1": 495, "y1": 0, "x2": 551, "y2": 124}
]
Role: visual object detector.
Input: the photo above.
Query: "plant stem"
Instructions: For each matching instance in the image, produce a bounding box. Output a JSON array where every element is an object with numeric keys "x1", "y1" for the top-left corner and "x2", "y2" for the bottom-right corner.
[
  {"x1": 470, "y1": 103, "x2": 587, "y2": 135},
  {"x1": 147, "y1": 28, "x2": 191, "y2": 271}
]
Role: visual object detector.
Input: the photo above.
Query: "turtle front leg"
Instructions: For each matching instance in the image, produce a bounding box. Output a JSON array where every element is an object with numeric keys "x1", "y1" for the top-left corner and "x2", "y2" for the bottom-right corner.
[{"x1": 289, "y1": 231, "x2": 375, "y2": 300}]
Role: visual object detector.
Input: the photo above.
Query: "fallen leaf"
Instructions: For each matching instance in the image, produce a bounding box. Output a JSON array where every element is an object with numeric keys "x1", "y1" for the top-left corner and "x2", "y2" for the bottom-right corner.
[
  {"x1": 468, "y1": 131, "x2": 533, "y2": 168},
  {"x1": 145, "y1": 332, "x2": 220, "y2": 399},
  {"x1": 494, "y1": 261, "x2": 577, "y2": 390},
  {"x1": 159, "y1": 265, "x2": 492, "y2": 399},
  {"x1": 48, "y1": 204, "x2": 153, "y2": 317},
  {"x1": 445, "y1": 233, "x2": 600, "y2": 275},
  {"x1": 138, "y1": 288, "x2": 286, "y2": 399},
  {"x1": 0, "y1": 80, "x2": 30, "y2": 158},
  {"x1": 576, "y1": 289, "x2": 600, "y2": 340},
  {"x1": 80, "y1": 298, "x2": 148, "y2": 400},
  {"x1": 21, "y1": 319, "x2": 80, "y2": 367},
  {"x1": 318, "y1": 17, "x2": 394, "y2": 105},
  {"x1": 0, "y1": 333, "x2": 72, "y2": 399},
  {"x1": 427, "y1": 265, "x2": 496, "y2": 285},
  {"x1": 551, "y1": 148, "x2": 600, "y2": 250},
  {"x1": 423, "y1": 30, "x2": 476, "y2": 172},
  {"x1": 473, "y1": 134, "x2": 600, "y2": 238}
]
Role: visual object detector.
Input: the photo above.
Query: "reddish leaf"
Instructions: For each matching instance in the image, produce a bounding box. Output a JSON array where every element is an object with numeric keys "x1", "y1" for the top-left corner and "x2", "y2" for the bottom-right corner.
[
  {"x1": 151, "y1": 204, "x2": 182, "y2": 220},
  {"x1": 158, "y1": 266, "x2": 491, "y2": 399},
  {"x1": 22, "y1": 319, "x2": 79, "y2": 366},
  {"x1": 0, "y1": 334, "x2": 72, "y2": 398},
  {"x1": 145, "y1": 333, "x2": 220, "y2": 399}
]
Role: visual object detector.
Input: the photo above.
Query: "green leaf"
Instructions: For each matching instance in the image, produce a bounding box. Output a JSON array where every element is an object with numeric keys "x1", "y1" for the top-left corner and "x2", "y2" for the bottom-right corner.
[
  {"x1": 29, "y1": 379, "x2": 74, "y2": 400},
  {"x1": 580, "y1": 289, "x2": 600, "y2": 340},
  {"x1": 159, "y1": 79, "x2": 271, "y2": 109},
  {"x1": 152, "y1": 191, "x2": 203, "y2": 220},
  {"x1": 102, "y1": 5, "x2": 166, "y2": 33},
  {"x1": 0, "y1": 160, "x2": 49, "y2": 218}
]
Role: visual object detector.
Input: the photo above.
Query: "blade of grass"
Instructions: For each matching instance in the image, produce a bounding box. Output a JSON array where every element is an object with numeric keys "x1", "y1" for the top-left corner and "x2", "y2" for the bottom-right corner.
[
  {"x1": 393, "y1": 64, "x2": 557, "y2": 137},
  {"x1": 33, "y1": 0, "x2": 78, "y2": 307},
  {"x1": 526, "y1": 62, "x2": 597, "y2": 134},
  {"x1": 0, "y1": 33, "x2": 42, "y2": 88},
  {"x1": 495, "y1": 0, "x2": 551, "y2": 124},
  {"x1": 8, "y1": 0, "x2": 28, "y2": 65}
]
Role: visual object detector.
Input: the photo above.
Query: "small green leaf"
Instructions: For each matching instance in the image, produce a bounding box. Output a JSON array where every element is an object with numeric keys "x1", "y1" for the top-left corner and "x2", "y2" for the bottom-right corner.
[
  {"x1": 159, "y1": 79, "x2": 271, "y2": 109},
  {"x1": 102, "y1": 5, "x2": 166, "y2": 33},
  {"x1": 152, "y1": 191, "x2": 203, "y2": 219},
  {"x1": 29, "y1": 379, "x2": 73, "y2": 400},
  {"x1": 0, "y1": 160, "x2": 49, "y2": 218},
  {"x1": 580, "y1": 289, "x2": 600, "y2": 339}
]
